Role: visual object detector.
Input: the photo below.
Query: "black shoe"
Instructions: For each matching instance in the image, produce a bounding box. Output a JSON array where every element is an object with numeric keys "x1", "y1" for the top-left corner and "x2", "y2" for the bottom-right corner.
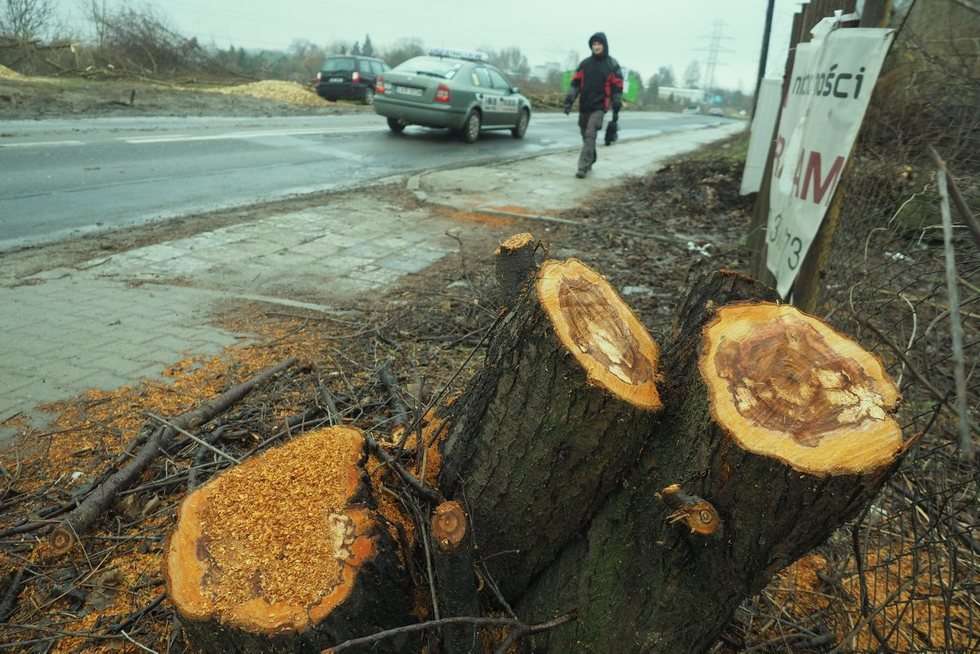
[{"x1": 575, "y1": 170, "x2": 586, "y2": 178}]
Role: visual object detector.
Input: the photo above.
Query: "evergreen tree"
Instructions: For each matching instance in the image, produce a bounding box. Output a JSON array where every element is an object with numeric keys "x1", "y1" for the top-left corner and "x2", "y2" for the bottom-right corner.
[
  {"x1": 362, "y1": 34, "x2": 374, "y2": 57},
  {"x1": 351, "y1": 41, "x2": 361, "y2": 56}
]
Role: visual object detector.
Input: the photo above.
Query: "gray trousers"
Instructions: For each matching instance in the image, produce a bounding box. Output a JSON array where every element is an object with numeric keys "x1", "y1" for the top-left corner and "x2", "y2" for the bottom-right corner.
[{"x1": 577, "y1": 110, "x2": 605, "y2": 173}]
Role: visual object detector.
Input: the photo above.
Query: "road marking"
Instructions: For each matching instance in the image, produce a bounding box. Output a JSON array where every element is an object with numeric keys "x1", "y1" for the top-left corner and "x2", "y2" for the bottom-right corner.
[
  {"x1": 0, "y1": 140, "x2": 85, "y2": 149},
  {"x1": 124, "y1": 126, "x2": 383, "y2": 144}
]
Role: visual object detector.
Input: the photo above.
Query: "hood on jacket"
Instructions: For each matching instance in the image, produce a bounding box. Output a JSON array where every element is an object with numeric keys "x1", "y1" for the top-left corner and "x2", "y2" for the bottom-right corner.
[{"x1": 588, "y1": 32, "x2": 609, "y2": 58}]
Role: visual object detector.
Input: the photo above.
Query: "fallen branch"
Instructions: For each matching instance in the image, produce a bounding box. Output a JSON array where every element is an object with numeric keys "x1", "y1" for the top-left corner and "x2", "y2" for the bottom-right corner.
[
  {"x1": 321, "y1": 613, "x2": 575, "y2": 654},
  {"x1": 362, "y1": 432, "x2": 443, "y2": 505},
  {"x1": 378, "y1": 361, "x2": 410, "y2": 429},
  {"x1": 4, "y1": 358, "x2": 298, "y2": 544}
]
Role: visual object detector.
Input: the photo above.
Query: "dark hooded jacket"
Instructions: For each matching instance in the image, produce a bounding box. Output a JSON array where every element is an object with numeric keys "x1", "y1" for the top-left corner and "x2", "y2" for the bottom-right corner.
[{"x1": 566, "y1": 32, "x2": 624, "y2": 114}]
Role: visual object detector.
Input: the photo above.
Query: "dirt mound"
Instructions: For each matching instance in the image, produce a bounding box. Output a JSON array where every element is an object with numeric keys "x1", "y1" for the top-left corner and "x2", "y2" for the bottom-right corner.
[
  {"x1": 213, "y1": 80, "x2": 325, "y2": 107},
  {"x1": 0, "y1": 64, "x2": 22, "y2": 79}
]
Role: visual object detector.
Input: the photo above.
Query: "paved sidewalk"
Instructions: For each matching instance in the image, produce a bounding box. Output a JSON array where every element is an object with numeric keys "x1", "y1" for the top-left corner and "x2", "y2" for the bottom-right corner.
[{"x1": 0, "y1": 122, "x2": 744, "y2": 440}]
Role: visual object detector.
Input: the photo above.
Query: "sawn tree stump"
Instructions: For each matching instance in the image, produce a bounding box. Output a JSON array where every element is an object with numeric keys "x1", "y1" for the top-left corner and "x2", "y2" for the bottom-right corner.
[
  {"x1": 438, "y1": 258, "x2": 663, "y2": 600},
  {"x1": 164, "y1": 426, "x2": 415, "y2": 653},
  {"x1": 520, "y1": 279, "x2": 906, "y2": 653}
]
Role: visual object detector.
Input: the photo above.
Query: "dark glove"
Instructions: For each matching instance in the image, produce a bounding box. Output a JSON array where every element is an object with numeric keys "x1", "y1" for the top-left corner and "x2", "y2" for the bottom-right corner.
[{"x1": 563, "y1": 91, "x2": 576, "y2": 115}]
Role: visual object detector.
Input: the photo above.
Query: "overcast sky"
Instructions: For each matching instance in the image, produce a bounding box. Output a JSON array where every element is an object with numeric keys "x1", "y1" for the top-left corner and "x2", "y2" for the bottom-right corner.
[{"x1": 61, "y1": 0, "x2": 807, "y2": 91}]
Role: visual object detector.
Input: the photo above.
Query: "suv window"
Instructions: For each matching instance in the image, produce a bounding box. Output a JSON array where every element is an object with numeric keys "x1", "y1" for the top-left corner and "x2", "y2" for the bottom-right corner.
[
  {"x1": 371, "y1": 61, "x2": 383, "y2": 74},
  {"x1": 473, "y1": 67, "x2": 491, "y2": 87},
  {"x1": 488, "y1": 69, "x2": 510, "y2": 90},
  {"x1": 322, "y1": 57, "x2": 355, "y2": 72}
]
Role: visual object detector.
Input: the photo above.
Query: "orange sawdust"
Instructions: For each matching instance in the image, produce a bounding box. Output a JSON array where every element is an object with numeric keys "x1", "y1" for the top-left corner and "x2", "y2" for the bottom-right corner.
[
  {"x1": 0, "y1": 310, "x2": 342, "y2": 651},
  {"x1": 193, "y1": 428, "x2": 363, "y2": 609},
  {"x1": 489, "y1": 205, "x2": 538, "y2": 216},
  {"x1": 50, "y1": 551, "x2": 167, "y2": 654},
  {"x1": 771, "y1": 548, "x2": 979, "y2": 652},
  {"x1": 429, "y1": 205, "x2": 516, "y2": 228}
]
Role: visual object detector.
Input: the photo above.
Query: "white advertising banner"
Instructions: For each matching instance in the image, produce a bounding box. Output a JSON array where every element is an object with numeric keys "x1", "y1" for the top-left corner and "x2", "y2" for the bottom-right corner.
[
  {"x1": 766, "y1": 19, "x2": 894, "y2": 298},
  {"x1": 739, "y1": 78, "x2": 782, "y2": 195}
]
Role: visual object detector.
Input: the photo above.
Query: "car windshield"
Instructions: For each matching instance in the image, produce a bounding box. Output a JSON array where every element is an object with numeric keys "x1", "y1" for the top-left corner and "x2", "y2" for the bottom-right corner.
[
  {"x1": 396, "y1": 57, "x2": 461, "y2": 80},
  {"x1": 322, "y1": 57, "x2": 356, "y2": 72}
]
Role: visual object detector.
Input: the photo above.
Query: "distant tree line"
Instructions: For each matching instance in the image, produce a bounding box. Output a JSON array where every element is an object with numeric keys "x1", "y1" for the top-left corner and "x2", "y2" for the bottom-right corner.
[{"x1": 0, "y1": 0, "x2": 752, "y2": 113}]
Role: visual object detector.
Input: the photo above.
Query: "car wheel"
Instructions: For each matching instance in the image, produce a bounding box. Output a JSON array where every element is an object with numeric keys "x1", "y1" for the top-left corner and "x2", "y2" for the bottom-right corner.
[
  {"x1": 387, "y1": 117, "x2": 406, "y2": 134},
  {"x1": 511, "y1": 108, "x2": 530, "y2": 139},
  {"x1": 462, "y1": 110, "x2": 481, "y2": 144},
  {"x1": 363, "y1": 88, "x2": 375, "y2": 105}
]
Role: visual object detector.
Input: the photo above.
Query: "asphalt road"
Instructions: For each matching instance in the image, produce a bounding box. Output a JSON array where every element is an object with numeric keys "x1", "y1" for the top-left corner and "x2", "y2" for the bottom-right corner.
[{"x1": 0, "y1": 111, "x2": 733, "y2": 251}]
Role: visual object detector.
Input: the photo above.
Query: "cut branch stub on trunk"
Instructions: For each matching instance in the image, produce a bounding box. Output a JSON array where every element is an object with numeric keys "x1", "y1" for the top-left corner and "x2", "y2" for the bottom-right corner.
[
  {"x1": 165, "y1": 426, "x2": 415, "y2": 654},
  {"x1": 702, "y1": 303, "x2": 902, "y2": 475},
  {"x1": 520, "y1": 285, "x2": 905, "y2": 654},
  {"x1": 439, "y1": 257, "x2": 662, "y2": 601},
  {"x1": 495, "y1": 232, "x2": 538, "y2": 307}
]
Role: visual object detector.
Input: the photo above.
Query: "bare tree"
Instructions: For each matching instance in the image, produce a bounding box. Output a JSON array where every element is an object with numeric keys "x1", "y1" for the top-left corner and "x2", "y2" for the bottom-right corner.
[
  {"x1": 684, "y1": 60, "x2": 701, "y2": 88},
  {"x1": 0, "y1": 0, "x2": 55, "y2": 42}
]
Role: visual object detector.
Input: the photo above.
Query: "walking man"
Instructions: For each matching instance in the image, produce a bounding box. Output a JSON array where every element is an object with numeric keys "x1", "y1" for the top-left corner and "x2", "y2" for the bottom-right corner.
[{"x1": 564, "y1": 32, "x2": 624, "y2": 178}]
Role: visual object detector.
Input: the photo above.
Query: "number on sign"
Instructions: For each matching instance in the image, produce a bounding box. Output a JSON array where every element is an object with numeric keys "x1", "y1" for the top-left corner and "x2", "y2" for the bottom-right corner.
[
  {"x1": 787, "y1": 237, "x2": 803, "y2": 270},
  {"x1": 768, "y1": 214, "x2": 783, "y2": 243}
]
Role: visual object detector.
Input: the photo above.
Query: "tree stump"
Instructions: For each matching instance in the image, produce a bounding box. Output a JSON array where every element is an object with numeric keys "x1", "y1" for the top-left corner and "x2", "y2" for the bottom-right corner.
[
  {"x1": 520, "y1": 286, "x2": 905, "y2": 653},
  {"x1": 164, "y1": 427, "x2": 416, "y2": 653},
  {"x1": 439, "y1": 258, "x2": 663, "y2": 600}
]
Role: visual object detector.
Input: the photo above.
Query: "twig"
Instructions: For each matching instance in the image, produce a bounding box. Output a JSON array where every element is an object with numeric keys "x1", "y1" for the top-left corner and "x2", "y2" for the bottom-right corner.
[
  {"x1": 107, "y1": 593, "x2": 166, "y2": 634},
  {"x1": 928, "y1": 145, "x2": 980, "y2": 251},
  {"x1": 378, "y1": 361, "x2": 410, "y2": 429},
  {"x1": 146, "y1": 413, "x2": 240, "y2": 465},
  {"x1": 120, "y1": 630, "x2": 159, "y2": 654},
  {"x1": 8, "y1": 357, "x2": 300, "y2": 541},
  {"x1": 322, "y1": 614, "x2": 575, "y2": 653},
  {"x1": 851, "y1": 509, "x2": 894, "y2": 651},
  {"x1": 935, "y1": 162, "x2": 975, "y2": 459},
  {"x1": 0, "y1": 566, "x2": 26, "y2": 622},
  {"x1": 362, "y1": 432, "x2": 443, "y2": 505},
  {"x1": 492, "y1": 613, "x2": 577, "y2": 654}
]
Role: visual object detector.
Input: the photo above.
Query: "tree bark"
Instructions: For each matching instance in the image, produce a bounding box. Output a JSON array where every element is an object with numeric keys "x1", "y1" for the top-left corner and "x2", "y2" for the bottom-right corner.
[
  {"x1": 439, "y1": 258, "x2": 663, "y2": 601},
  {"x1": 519, "y1": 271, "x2": 906, "y2": 654},
  {"x1": 165, "y1": 426, "x2": 416, "y2": 654},
  {"x1": 495, "y1": 232, "x2": 538, "y2": 307}
]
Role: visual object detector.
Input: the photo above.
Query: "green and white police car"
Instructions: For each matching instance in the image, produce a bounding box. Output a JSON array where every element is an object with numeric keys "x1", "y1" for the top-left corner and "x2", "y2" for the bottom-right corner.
[{"x1": 373, "y1": 49, "x2": 532, "y2": 143}]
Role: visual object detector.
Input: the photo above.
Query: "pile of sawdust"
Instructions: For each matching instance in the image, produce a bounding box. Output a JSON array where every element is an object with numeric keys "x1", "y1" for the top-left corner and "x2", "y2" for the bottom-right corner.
[
  {"x1": 0, "y1": 64, "x2": 22, "y2": 79},
  {"x1": 196, "y1": 427, "x2": 366, "y2": 609},
  {"x1": 213, "y1": 80, "x2": 325, "y2": 107}
]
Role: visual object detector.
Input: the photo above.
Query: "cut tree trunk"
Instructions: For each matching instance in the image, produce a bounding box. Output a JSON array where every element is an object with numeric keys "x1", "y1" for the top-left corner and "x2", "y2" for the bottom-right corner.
[
  {"x1": 164, "y1": 426, "x2": 416, "y2": 654},
  {"x1": 439, "y1": 258, "x2": 663, "y2": 601},
  {"x1": 519, "y1": 272, "x2": 906, "y2": 654}
]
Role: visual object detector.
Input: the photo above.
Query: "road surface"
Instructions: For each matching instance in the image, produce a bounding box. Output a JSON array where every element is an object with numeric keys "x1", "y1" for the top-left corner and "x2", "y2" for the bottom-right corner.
[{"x1": 0, "y1": 111, "x2": 733, "y2": 251}]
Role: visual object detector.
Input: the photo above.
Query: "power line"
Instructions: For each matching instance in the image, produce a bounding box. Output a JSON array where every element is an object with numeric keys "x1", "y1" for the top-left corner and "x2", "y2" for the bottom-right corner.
[{"x1": 695, "y1": 20, "x2": 735, "y2": 93}]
